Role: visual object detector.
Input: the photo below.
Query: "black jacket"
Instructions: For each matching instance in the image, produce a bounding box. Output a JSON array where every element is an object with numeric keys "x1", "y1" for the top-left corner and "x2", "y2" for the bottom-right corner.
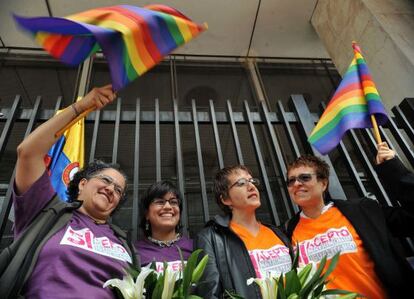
[
  {"x1": 285, "y1": 158, "x2": 414, "y2": 298},
  {"x1": 195, "y1": 214, "x2": 293, "y2": 299}
]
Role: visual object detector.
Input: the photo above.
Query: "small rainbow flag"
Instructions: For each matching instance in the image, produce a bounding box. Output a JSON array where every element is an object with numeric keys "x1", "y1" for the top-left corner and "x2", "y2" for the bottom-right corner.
[
  {"x1": 308, "y1": 42, "x2": 388, "y2": 155},
  {"x1": 14, "y1": 4, "x2": 207, "y2": 91}
]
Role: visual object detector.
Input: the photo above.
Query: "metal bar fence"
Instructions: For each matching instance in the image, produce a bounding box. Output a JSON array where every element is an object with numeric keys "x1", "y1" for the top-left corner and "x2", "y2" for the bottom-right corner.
[{"x1": 0, "y1": 96, "x2": 413, "y2": 250}]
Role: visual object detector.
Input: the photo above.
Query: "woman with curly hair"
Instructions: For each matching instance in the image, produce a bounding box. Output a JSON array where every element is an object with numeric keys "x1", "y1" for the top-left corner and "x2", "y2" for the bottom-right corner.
[{"x1": 10, "y1": 85, "x2": 137, "y2": 298}]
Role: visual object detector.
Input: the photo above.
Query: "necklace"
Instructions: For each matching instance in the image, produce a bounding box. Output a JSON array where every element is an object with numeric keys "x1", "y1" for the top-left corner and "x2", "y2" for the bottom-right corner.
[{"x1": 147, "y1": 233, "x2": 181, "y2": 247}]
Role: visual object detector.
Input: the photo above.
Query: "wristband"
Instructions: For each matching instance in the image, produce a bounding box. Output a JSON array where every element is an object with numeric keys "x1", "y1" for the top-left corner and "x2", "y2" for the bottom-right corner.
[{"x1": 71, "y1": 103, "x2": 80, "y2": 116}]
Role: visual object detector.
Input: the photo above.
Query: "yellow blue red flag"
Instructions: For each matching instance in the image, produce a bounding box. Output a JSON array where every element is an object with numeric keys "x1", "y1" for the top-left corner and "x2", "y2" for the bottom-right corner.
[{"x1": 45, "y1": 99, "x2": 85, "y2": 201}]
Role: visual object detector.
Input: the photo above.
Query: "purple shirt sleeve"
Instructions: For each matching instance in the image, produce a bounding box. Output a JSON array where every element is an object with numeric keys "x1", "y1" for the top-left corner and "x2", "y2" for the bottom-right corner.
[{"x1": 13, "y1": 170, "x2": 56, "y2": 238}]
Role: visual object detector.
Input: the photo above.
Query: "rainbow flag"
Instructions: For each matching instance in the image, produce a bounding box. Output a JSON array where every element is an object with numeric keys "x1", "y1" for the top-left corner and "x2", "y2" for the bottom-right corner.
[
  {"x1": 45, "y1": 102, "x2": 84, "y2": 201},
  {"x1": 308, "y1": 42, "x2": 388, "y2": 155},
  {"x1": 14, "y1": 4, "x2": 207, "y2": 91}
]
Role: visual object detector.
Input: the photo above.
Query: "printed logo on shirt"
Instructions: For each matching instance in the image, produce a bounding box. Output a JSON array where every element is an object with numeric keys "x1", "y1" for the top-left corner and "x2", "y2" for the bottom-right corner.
[
  {"x1": 60, "y1": 226, "x2": 132, "y2": 263},
  {"x1": 145, "y1": 260, "x2": 186, "y2": 274},
  {"x1": 248, "y1": 244, "x2": 292, "y2": 278},
  {"x1": 297, "y1": 226, "x2": 357, "y2": 265}
]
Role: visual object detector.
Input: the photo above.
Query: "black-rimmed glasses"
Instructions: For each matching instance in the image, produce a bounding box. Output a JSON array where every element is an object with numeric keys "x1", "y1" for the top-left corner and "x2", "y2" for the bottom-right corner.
[
  {"x1": 286, "y1": 173, "x2": 317, "y2": 187},
  {"x1": 229, "y1": 178, "x2": 260, "y2": 189},
  {"x1": 152, "y1": 198, "x2": 180, "y2": 207}
]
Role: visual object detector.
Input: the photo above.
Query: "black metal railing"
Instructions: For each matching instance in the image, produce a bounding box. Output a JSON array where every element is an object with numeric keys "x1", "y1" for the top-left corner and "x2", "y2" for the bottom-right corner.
[{"x1": 0, "y1": 95, "x2": 413, "y2": 250}]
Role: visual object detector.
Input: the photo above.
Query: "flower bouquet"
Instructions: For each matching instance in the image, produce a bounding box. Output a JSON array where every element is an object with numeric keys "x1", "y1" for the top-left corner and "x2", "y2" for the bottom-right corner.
[
  {"x1": 227, "y1": 251, "x2": 359, "y2": 299},
  {"x1": 104, "y1": 248, "x2": 208, "y2": 299}
]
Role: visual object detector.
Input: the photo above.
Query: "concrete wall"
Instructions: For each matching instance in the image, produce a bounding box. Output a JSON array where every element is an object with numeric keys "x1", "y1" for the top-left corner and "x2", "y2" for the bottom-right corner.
[{"x1": 311, "y1": 0, "x2": 414, "y2": 109}]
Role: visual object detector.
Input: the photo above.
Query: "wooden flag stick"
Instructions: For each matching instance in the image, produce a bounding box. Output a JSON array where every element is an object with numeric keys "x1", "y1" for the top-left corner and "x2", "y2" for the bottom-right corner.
[
  {"x1": 370, "y1": 114, "x2": 382, "y2": 144},
  {"x1": 54, "y1": 106, "x2": 95, "y2": 138}
]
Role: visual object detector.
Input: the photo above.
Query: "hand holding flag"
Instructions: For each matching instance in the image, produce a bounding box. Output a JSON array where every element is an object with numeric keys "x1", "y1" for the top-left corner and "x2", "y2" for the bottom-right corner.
[
  {"x1": 308, "y1": 42, "x2": 389, "y2": 155},
  {"x1": 46, "y1": 85, "x2": 116, "y2": 200}
]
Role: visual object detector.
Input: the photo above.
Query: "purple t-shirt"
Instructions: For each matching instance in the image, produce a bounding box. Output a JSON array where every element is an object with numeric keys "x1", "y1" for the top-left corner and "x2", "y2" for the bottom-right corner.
[
  {"x1": 134, "y1": 236, "x2": 193, "y2": 272},
  {"x1": 13, "y1": 171, "x2": 132, "y2": 299}
]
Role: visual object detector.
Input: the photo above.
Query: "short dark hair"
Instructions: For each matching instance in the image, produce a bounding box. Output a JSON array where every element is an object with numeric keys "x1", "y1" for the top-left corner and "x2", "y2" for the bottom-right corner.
[
  {"x1": 213, "y1": 165, "x2": 253, "y2": 215},
  {"x1": 66, "y1": 160, "x2": 128, "y2": 204},
  {"x1": 139, "y1": 180, "x2": 183, "y2": 236},
  {"x1": 286, "y1": 155, "x2": 330, "y2": 182}
]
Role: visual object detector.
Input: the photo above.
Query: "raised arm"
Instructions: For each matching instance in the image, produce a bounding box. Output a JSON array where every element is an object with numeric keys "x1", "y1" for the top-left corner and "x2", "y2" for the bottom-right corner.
[
  {"x1": 375, "y1": 141, "x2": 414, "y2": 203},
  {"x1": 15, "y1": 85, "x2": 116, "y2": 195},
  {"x1": 374, "y1": 142, "x2": 414, "y2": 236}
]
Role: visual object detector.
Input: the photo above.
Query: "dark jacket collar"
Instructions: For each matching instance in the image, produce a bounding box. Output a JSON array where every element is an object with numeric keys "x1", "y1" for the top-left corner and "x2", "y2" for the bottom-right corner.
[{"x1": 211, "y1": 214, "x2": 231, "y2": 227}]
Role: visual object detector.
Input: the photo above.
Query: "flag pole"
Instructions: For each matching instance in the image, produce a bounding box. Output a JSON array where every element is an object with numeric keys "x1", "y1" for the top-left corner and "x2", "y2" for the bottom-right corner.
[
  {"x1": 370, "y1": 114, "x2": 382, "y2": 144},
  {"x1": 55, "y1": 107, "x2": 94, "y2": 138}
]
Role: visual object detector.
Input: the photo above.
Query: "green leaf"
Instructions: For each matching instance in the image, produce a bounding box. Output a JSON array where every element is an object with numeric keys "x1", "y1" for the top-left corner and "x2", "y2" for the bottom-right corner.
[
  {"x1": 151, "y1": 263, "x2": 167, "y2": 299},
  {"x1": 284, "y1": 270, "x2": 301, "y2": 296},
  {"x1": 310, "y1": 280, "x2": 325, "y2": 298},
  {"x1": 297, "y1": 263, "x2": 312, "y2": 286},
  {"x1": 277, "y1": 273, "x2": 286, "y2": 299},
  {"x1": 149, "y1": 260, "x2": 157, "y2": 270},
  {"x1": 287, "y1": 294, "x2": 299, "y2": 299},
  {"x1": 337, "y1": 293, "x2": 359, "y2": 299},
  {"x1": 144, "y1": 271, "x2": 158, "y2": 298},
  {"x1": 191, "y1": 254, "x2": 209, "y2": 283},
  {"x1": 320, "y1": 289, "x2": 359, "y2": 297},
  {"x1": 182, "y1": 249, "x2": 203, "y2": 296},
  {"x1": 299, "y1": 255, "x2": 327, "y2": 298},
  {"x1": 291, "y1": 244, "x2": 300, "y2": 269},
  {"x1": 320, "y1": 252, "x2": 340, "y2": 282}
]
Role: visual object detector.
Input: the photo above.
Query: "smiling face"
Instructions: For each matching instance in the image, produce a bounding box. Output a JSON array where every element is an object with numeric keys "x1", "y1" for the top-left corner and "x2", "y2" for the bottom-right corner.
[
  {"x1": 146, "y1": 192, "x2": 180, "y2": 235},
  {"x1": 221, "y1": 170, "x2": 261, "y2": 213},
  {"x1": 287, "y1": 165, "x2": 327, "y2": 208},
  {"x1": 77, "y1": 168, "x2": 126, "y2": 222}
]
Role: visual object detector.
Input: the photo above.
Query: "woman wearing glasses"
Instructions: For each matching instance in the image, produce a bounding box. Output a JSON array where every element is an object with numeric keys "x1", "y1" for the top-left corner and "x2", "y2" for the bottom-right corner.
[
  {"x1": 135, "y1": 181, "x2": 192, "y2": 271},
  {"x1": 285, "y1": 143, "x2": 414, "y2": 298},
  {"x1": 195, "y1": 165, "x2": 293, "y2": 299},
  {"x1": 8, "y1": 85, "x2": 138, "y2": 298}
]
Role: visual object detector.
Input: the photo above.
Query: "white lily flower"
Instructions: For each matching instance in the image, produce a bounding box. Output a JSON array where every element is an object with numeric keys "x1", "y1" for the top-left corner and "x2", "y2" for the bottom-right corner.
[
  {"x1": 135, "y1": 268, "x2": 155, "y2": 298},
  {"x1": 103, "y1": 268, "x2": 154, "y2": 299},
  {"x1": 103, "y1": 274, "x2": 136, "y2": 299},
  {"x1": 247, "y1": 276, "x2": 277, "y2": 299},
  {"x1": 161, "y1": 267, "x2": 178, "y2": 299},
  {"x1": 265, "y1": 276, "x2": 277, "y2": 299}
]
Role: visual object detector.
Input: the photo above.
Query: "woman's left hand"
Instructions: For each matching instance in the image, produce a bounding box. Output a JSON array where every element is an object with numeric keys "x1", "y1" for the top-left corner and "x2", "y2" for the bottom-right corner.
[
  {"x1": 75, "y1": 84, "x2": 117, "y2": 113},
  {"x1": 376, "y1": 142, "x2": 396, "y2": 165}
]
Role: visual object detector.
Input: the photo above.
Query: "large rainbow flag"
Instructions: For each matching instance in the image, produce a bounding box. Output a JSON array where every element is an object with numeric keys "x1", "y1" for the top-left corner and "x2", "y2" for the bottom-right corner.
[
  {"x1": 45, "y1": 102, "x2": 84, "y2": 201},
  {"x1": 14, "y1": 4, "x2": 206, "y2": 91},
  {"x1": 308, "y1": 42, "x2": 388, "y2": 155}
]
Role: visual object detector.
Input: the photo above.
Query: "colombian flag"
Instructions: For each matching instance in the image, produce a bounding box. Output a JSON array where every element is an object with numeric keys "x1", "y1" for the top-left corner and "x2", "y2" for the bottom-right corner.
[{"x1": 45, "y1": 99, "x2": 85, "y2": 201}]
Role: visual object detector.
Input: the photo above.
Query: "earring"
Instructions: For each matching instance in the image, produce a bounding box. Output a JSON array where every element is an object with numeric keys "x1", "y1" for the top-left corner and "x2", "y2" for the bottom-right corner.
[{"x1": 145, "y1": 220, "x2": 150, "y2": 231}]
